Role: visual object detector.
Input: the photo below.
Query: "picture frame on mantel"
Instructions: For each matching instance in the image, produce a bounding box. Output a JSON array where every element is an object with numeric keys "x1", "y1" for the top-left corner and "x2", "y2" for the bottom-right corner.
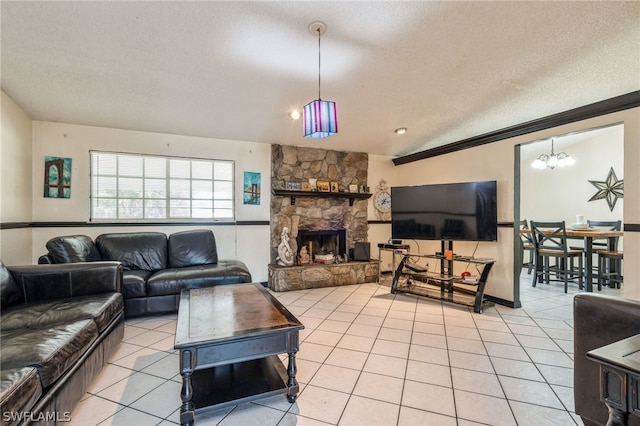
[
  {"x1": 285, "y1": 181, "x2": 301, "y2": 191},
  {"x1": 330, "y1": 181, "x2": 339, "y2": 192},
  {"x1": 316, "y1": 180, "x2": 330, "y2": 192}
]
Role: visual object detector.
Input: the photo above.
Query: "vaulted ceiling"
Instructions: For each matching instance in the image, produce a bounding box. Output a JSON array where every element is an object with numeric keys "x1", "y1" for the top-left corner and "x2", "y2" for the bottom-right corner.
[{"x1": 2, "y1": 1, "x2": 638, "y2": 157}]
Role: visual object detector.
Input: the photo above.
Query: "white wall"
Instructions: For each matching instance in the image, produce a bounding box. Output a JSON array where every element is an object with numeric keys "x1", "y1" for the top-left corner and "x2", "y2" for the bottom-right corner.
[
  {"x1": 393, "y1": 108, "x2": 640, "y2": 303},
  {"x1": 29, "y1": 122, "x2": 272, "y2": 281},
  {"x1": 620, "y1": 109, "x2": 640, "y2": 301},
  {"x1": 521, "y1": 124, "x2": 624, "y2": 227},
  {"x1": 393, "y1": 141, "x2": 511, "y2": 300},
  {"x1": 367, "y1": 154, "x2": 398, "y2": 272},
  {"x1": 1, "y1": 91, "x2": 33, "y2": 264},
  {"x1": 3, "y1": 95, "x2": 639, "y2": 301},
  {"x1": 1, "y1": 110, "x2": 400, "y2": 281}
]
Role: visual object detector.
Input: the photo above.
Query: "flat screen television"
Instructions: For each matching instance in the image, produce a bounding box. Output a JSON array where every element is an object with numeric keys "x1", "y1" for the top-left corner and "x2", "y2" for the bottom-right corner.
[{"x1": 391, "y1": 181, "x2": 498, "y2": 242}]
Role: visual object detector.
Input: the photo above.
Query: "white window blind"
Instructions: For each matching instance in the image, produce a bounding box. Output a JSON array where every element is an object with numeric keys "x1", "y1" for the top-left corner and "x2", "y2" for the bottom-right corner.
[{"x1": 90, "y1": 151, "x2": 234, "y2": 221}]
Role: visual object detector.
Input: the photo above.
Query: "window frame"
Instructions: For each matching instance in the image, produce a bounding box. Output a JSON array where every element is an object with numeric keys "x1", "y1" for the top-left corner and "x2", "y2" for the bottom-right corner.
[{"x1": 89, "y1": 150, "x2": 235, "y2": 222}]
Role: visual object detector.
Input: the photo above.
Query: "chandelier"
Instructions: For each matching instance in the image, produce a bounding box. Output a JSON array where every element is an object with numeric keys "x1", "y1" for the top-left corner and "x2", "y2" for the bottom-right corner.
[
  {"x1": 303, "y1": 22, "x2": 338, "y2": 139},
  {"x1": 531, "y1": 139, "x2": 575, "y2": 170}
]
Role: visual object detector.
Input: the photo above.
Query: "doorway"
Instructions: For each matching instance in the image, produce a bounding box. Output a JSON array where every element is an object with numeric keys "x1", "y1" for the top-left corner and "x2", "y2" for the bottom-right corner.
[{"x1": 514, "y1": 123, "x2": 624, "y2": 304}]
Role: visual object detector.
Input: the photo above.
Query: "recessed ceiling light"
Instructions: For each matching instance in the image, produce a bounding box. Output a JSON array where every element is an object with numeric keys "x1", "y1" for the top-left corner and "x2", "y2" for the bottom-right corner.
[
  {"x1": 289, "y1": 110, "x2": 301, "y2": 120},
  {"x1": 394, "y1": 127, "x2": 407, "y2": 135}
]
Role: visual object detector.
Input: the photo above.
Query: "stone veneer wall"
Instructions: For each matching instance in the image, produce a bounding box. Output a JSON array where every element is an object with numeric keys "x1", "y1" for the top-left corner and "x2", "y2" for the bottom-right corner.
[{"x1": 270, "y1": 145, "x2": 369, "y2": 263}]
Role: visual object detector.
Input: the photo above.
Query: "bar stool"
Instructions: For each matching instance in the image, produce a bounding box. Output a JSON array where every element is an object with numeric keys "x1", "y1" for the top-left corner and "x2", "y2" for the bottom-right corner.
[
  {"x1": 531, "y1": 220, "x2": 584, "y2": 293},
  {"x1": 597, "y1": 250, "x2": 623, "y2": 290},
  {"x1": 588, "y1": 220, "x2": 622, "y2": 277},
  {"x1": 520, "y1": 220, "x2": 535, "y2": 274}
]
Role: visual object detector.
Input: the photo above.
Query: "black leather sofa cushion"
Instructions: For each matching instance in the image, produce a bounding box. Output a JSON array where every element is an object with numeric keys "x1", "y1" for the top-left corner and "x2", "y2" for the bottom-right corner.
[
  {"x1": 146, "y1": 261, "x2": 252, "y2": 297},
  {"x1": 9, "y1": 261, "x2": 122, "y2": 302},
  {"x1": 0, "y1": 367, "x2": 42, "y2": 424},
  {"x1": 1, "y1": 293, "x2": 123, "y2": 333},
  {"x1": 216, "y1": 260, "x2": 254, "y2": 283},
  {"x1": 1, "y1": 319, "x2": 98, "y2": 388},
  {"x1": 96, "y1": 232, "x2": 167, "y2": 271},
  {"x1": 45, "y1": 235, "x2": 102, "y2": 264},
  {"x1": 169, "y1": 229, "x2": 218, "y2": 267},
  {"x1": 0, "y1": 261, "x2": 23, "y2": 309},
  {"x1": 122, "y1": 270, "x2": 152, "y2": 298}
]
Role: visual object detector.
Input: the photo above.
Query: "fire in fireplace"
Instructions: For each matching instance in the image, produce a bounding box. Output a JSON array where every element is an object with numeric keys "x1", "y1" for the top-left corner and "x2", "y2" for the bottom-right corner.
[{"x1": 297, "y1": 229, "x2": 347, "y2": 263}]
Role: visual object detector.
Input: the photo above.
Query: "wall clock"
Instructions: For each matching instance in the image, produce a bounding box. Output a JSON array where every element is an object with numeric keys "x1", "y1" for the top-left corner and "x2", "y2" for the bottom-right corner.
[{"x1": 374, "y1": 180, "x2": 391, "y2": 220}]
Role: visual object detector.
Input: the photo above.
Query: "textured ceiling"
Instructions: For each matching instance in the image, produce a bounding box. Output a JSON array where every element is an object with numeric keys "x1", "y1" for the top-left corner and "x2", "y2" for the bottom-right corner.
[{"x1": 2, "y1": 1, "x2": 639, "y2": 157}]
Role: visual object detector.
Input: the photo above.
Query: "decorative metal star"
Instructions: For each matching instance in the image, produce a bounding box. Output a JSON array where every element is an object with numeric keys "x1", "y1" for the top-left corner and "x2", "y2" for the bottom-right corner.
[{"x1": 588, "y1": 167, "x2": 623, "y2": 211}]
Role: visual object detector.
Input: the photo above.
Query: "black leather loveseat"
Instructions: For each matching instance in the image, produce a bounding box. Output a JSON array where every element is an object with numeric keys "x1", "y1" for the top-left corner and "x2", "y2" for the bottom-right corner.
[
  {"x1": 39, "y1": 229, "x2": 252, "y2": 317},
  {"x1": 0, "y1": 260, "x2": 124, "y2": 426},
  {"x1": 574, "y1": 293, "x2": 640, "y2": 426}
]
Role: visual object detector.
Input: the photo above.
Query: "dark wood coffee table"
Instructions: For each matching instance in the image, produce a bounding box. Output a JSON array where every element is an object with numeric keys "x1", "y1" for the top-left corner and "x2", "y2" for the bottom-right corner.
[{"x1": 174, "y1": 283, "x2": 304, "y2": 426}]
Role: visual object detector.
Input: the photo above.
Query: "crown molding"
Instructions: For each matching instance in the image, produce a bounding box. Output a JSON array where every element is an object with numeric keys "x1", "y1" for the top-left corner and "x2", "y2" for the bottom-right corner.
[{"x1": 393, "y1": 91, "x2": 640, "y2": 166}]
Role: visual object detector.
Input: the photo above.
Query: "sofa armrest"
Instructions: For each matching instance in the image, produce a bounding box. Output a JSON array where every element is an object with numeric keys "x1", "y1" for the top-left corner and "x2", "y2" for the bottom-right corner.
[
  {"x1": 38, "y1": 254, "x2": 53, "y2": 264},
  {"x1": 8, "y1": 261, "x2": 123, "y2": 303},
  {"x1": 574, "y1": 293, "x2": 640, "y2": 425}
]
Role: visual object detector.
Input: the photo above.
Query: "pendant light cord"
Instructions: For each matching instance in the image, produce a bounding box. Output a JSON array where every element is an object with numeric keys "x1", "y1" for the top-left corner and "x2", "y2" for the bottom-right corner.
[{"x1": 317, "y1": 27, "x2": 321, "y2": 100}]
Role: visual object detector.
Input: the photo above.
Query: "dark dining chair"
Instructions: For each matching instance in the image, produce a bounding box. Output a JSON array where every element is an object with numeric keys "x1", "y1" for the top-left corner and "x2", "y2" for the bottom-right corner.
[
  {"x1": 530, "y1": 221, "x2": 584, "y2": 293},
  {"x1": 519, "y1": 219, "x2": 535, "y2": 274},
  {"x1": 588, "y1": 220, "x2": 623, "y2": 289},
  {"x1": 597, "y1": 249, "x2": 623, "y2": 290},
  {"x1": 587, "y1": 220, "x2": 622, "y2": 250}
]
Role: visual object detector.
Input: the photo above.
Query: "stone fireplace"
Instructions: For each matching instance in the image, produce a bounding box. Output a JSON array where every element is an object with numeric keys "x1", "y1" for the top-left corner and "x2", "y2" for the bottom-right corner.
[{"x1": 268, "y1": 145, "x2": 378, "y2": 291}]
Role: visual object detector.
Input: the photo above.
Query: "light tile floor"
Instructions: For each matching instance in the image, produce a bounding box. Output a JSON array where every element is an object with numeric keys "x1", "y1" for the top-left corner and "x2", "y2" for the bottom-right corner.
[{"x1": 70, "y1": 273, "x2": 621, "y2": 425}]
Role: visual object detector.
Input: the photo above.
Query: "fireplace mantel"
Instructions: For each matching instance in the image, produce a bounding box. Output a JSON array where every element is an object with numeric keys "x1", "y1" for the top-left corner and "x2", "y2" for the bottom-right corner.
[{"x1": 272, "y1": 189, "x2": 371, "y2": 206}]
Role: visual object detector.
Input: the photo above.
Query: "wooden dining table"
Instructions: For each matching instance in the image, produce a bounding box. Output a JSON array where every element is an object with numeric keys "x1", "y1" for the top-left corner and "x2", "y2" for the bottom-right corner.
[{"x1": 521, "y1": 227, "x2": 623, "y2": 292}]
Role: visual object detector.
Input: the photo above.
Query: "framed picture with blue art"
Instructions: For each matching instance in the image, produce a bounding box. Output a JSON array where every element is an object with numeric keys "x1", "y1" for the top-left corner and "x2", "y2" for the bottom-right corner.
[
  {"x1": 243, "y1": 171, "x2": 261, "y2": 205},
  {"x1": 44, "y1": 156, "x2": 72, "y2": 198}
]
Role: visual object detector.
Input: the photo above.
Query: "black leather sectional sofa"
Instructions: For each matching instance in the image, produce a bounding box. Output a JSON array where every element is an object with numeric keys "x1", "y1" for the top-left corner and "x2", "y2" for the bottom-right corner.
[
  {"x1": 39, "y1": 229, "x2": 253, "y2": 317},
  {"x1": 574, "y1": 293, "x2": 640, "y2": 426},
  {"x1": 0, "y1": 260, "x2": 124, "y2": 426}
]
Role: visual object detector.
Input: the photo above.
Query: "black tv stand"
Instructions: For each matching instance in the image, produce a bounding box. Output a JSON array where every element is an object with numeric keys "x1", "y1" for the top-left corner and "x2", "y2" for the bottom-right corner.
[{"x1": 390, "y1": 240, "x2": 495, "y2": 313}]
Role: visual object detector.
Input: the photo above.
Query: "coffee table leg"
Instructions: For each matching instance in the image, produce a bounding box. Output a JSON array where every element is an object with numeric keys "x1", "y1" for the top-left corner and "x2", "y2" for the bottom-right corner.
[
  {"x1": 287, "y1": 350, "x2": 298, "y2": 403},
  {"x1": 180, "y1": 350, "x2": 195, "y2": 426},
  {"x1": 286, "y1": 331, "x2": 300, "y2": 403}
]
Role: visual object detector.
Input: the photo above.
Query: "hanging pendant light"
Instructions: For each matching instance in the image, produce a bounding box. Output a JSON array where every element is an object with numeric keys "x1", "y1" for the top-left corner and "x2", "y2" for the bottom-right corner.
[
  {"x1": 531, "y1": 139, "x2": 575, "y2": 170},
  {"x1": 303, "y1": 22, "x2": 338, "y2": 139}
]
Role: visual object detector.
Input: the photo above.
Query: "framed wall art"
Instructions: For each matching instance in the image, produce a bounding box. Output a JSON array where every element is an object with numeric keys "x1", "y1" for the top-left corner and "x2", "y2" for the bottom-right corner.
[
  {"x1": 243, "y1": 171, "x2": 261, "y2": 205},
  {"x1": 44, "y1": 156, "x2": 72, "y2": 198},
  {"x1": 588, "y1": 167, "x2": 623, "y2": 211}
]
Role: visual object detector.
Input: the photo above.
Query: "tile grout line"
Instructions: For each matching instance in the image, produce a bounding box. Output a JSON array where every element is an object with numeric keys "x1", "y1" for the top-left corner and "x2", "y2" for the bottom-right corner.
[
  {"x1": 79, "y1": 277, "x2": 597, "y2": 426},
  {"x1": 496, "y1": 289, "x2": 580, "y2": 422}
]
